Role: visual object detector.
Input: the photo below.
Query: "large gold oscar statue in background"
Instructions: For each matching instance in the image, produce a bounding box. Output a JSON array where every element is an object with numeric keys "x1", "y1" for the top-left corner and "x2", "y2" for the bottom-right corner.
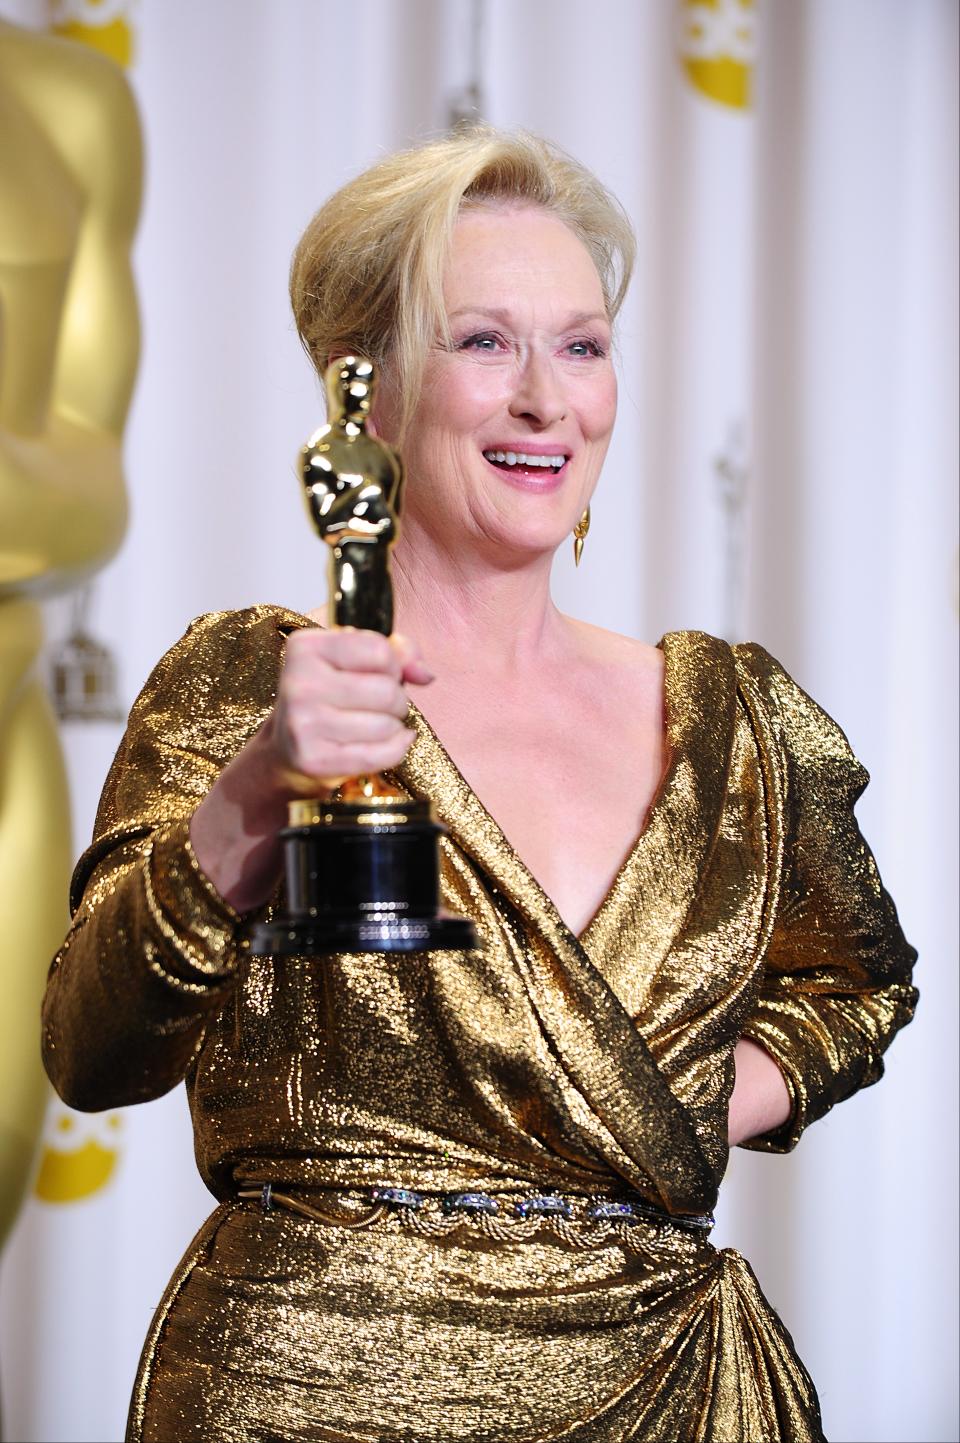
[{"x1": 0, "y1": 19, "x2": 141, "y2": 1245}]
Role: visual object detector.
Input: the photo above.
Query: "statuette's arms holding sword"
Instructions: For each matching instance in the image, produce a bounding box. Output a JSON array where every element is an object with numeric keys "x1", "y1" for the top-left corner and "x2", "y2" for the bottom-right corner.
[{"x1": 301, "y1": 356, "x2": 403, "y2": 637}]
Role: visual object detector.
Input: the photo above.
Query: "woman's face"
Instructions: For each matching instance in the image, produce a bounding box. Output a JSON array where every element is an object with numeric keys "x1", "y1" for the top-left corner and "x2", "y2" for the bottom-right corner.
[{"x1": 376, "y1": 205, "x2": 617, "y2": 564}]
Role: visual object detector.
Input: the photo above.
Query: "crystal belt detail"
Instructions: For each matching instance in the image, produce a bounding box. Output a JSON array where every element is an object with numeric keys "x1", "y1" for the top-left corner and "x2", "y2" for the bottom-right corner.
[{"x1": 236, "y1": 1184, "x2": 715, "y2": 1245}]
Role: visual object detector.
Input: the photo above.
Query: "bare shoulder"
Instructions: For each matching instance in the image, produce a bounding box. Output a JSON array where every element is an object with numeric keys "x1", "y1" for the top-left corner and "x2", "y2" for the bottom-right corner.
[
  {"x1": 556, "y1": 619, "x2": 666, "y2": 733},
  {"x1": 566, "y1": 618, "x2": 664, "y2": 682}
]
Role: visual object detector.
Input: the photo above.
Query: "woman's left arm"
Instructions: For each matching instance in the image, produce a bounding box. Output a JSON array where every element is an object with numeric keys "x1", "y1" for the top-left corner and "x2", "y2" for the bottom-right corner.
[{"x1": 732, "y1": 647, "x2": 919, "y2": 1153}]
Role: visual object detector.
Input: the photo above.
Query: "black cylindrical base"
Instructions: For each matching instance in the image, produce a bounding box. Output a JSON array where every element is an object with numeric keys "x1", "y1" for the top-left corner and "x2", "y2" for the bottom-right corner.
[
  {"x1": 250, "y1": 911, "x2": 477, "y2": 955},
  {"x1": 248, "y1": 798, "x2": 480, "y2": 956}
]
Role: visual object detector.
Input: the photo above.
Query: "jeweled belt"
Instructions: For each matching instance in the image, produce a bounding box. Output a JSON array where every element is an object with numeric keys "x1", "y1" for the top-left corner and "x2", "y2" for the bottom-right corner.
[{"x1": 236, "y1": 1184, "x2": 715, "y2": 1246}]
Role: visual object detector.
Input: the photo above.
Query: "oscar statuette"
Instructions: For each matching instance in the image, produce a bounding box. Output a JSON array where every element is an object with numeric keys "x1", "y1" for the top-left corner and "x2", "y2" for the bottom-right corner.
[{"x1": 250, "y1": 357, "x2": 478, "y2": 955}]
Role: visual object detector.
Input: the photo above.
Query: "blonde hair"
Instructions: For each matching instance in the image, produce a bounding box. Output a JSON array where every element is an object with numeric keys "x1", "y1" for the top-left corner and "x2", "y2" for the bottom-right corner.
[{"x1": 290, "y1": 128, "x2": 636, "y2": 439}]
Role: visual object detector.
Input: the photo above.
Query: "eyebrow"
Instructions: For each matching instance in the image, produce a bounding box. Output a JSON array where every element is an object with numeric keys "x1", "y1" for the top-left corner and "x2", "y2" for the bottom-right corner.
[{"x1": 447, "y1": 306, "x2": 610, "y2": 329}]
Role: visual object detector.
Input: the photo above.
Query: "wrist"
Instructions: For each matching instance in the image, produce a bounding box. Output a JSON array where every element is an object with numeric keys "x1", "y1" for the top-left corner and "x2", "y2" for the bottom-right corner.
[
  {"x1": 727, "y1": 1037, "x2": 792, "y2": 1147},
  {"x1": 189, "y1": 727, "x2": 287, "y2": 912}
]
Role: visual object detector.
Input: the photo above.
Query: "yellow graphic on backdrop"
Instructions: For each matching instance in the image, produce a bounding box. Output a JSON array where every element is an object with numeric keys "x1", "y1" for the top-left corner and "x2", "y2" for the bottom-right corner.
[
  {"x1": 679, "y1": 0, "x2": 754, "y2": 110},
  {"x1": 34, "y1": 1104, "x2": 123, "y2": 1203},
  {"x1": 48, "y1": 0, "x2": 135, "y2": 68}
]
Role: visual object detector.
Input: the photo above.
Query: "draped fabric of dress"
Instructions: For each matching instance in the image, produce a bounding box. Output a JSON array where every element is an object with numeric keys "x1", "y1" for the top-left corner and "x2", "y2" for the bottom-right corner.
[{"x1": 41, "y1": 606, "x2": 918, "y2": 1443}]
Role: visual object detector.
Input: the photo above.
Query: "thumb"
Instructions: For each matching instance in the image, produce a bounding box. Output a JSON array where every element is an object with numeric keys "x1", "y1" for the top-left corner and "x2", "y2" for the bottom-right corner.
[{"x1": 390, "y1": 632, "x2": 435, "y2": 686}]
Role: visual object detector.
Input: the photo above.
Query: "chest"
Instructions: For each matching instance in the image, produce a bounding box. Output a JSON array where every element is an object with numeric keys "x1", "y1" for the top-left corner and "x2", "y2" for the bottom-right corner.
[{"x1": 419, "y1": 682, "x2": 669, "y2": 938}]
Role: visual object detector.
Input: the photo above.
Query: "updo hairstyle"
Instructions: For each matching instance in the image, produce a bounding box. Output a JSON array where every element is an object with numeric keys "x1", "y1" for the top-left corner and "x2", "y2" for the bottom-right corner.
[{"x1": 289, "y1": 128, "x2": 636, "y2": 440}]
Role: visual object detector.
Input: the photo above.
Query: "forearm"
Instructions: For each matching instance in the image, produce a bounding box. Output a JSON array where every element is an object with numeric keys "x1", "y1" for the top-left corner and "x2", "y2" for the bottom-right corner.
[
  {"x1": 42, "y1": 823, "x2": 240, "y2": 1111},
  {"x1": 189, "y1": 714, "x2": 331, "y2": 913},
  {"x1": 727, "y1": 1036, "x2": 792, "y2": 1148}
]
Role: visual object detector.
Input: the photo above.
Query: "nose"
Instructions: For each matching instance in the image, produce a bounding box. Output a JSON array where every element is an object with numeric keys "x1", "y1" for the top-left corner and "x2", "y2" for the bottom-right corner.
[{"x1": 508, "y1": 351, "x2": 566, "y2": 428}]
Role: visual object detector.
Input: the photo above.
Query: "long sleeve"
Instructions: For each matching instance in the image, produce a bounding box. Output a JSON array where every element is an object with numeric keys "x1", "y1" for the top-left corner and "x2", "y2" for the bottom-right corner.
[
  {"x1": 735, "y1": 646, "x2": 918, "y2": 1153},
  {"x1": 41, "y1": 606, "x2": 292, "y2": 1110}
]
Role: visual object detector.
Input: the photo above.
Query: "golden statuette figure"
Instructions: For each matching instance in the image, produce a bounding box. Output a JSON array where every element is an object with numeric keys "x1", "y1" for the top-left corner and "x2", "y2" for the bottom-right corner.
[
  {"x1": 250, "y1": 358, "x2": 477, "y2": 956},
  {"x1": 301, "y1": 356, "x2": 402, "y2": 637}
]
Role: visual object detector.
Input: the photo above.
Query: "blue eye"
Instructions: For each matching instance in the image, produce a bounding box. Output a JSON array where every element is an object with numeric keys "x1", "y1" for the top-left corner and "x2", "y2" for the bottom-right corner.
[
  {"x1": 567, "y1": 338, "x2": 606, "y2": 358},
  {"x1": 457, "y1": 332, "x2": 503, "y2": 352}
]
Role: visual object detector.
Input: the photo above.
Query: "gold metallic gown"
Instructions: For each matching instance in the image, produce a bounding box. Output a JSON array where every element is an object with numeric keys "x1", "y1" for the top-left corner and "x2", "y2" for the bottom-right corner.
[{"x1": 41, "y1": 606, "x2": 918, "y2": 1443}]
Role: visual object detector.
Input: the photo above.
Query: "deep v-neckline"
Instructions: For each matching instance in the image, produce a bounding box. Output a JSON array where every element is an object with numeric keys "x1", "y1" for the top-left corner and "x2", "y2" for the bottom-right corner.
[
  {"x1": 275, "y1": 611, "x2": 737, "y2": 964},
  {"x1": 392, "y1": 625, "x2": 735, "y2": 1215},
  {"x1": 402, "y1": 635, "x2": 681, "y2": 945}
]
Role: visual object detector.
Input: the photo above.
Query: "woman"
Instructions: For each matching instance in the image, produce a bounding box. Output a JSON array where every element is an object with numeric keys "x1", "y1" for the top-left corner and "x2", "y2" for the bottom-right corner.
[{"x1": 42, "y1": 130, "x2": 917, "y2": 1443}]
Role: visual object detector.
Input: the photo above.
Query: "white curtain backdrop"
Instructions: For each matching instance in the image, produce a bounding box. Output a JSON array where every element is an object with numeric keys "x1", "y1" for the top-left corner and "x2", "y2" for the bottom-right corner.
[{"x1": 0, "y1": 2, "x2": 956, "y2": 1441}]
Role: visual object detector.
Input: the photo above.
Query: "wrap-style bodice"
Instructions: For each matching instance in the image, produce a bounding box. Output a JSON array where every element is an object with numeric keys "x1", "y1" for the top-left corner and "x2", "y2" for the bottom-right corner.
[{"x1": 41, "y1": 606, "x2": 917, "y2": 1443}]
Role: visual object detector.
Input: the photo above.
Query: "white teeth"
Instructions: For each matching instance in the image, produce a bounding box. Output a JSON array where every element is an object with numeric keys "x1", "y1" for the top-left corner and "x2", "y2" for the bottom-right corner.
[{"x1": 483, "y1": 450, "x2": 566, "y2": 469}]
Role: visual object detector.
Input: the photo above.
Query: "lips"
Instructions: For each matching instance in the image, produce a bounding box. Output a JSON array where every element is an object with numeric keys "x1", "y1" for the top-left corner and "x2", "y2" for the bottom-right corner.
[{"x1": 482, "y1": 448, "x2": 568, "y2": 477}]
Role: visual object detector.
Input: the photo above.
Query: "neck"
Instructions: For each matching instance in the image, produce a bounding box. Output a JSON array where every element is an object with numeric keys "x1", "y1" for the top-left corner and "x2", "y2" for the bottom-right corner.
[{"x1": 391, "y1": 516, "x2": 570, "y2": 681}]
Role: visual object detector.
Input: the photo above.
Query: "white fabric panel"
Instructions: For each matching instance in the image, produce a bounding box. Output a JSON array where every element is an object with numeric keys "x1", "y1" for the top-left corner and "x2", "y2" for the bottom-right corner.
[
  {"x1": 0, "y1": 2, "x2": 955, "y2": 1440},
  {"x1": 725, "y1": 8, "x2": 959, "y2": 1443}
]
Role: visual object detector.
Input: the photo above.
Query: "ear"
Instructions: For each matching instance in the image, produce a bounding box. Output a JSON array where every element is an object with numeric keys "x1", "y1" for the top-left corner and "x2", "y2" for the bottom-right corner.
[{"x1": 370, "y1": 366, "x2": 402, "y2": 445}]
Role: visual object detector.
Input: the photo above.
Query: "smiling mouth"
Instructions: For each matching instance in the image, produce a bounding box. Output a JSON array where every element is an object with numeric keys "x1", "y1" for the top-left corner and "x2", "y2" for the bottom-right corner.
[{"x1": 482, "y1": 449, "x2": 568, "y2": 476}]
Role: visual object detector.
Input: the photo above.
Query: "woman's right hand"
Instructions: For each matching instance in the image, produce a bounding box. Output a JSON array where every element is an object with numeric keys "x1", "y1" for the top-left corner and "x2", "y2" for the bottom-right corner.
[
  {"x1": 269, "y1": 627, "x2": 431, "y2": 791},
  {"x1": 189, "y1": 628, "x2": 433, "y2": 913}
]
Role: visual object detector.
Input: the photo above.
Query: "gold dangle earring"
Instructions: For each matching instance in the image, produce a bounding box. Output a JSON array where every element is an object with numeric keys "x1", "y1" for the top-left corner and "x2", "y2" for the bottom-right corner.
[{"x1": 572, "y1": 506, "x2": 591, "y2": 567}]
